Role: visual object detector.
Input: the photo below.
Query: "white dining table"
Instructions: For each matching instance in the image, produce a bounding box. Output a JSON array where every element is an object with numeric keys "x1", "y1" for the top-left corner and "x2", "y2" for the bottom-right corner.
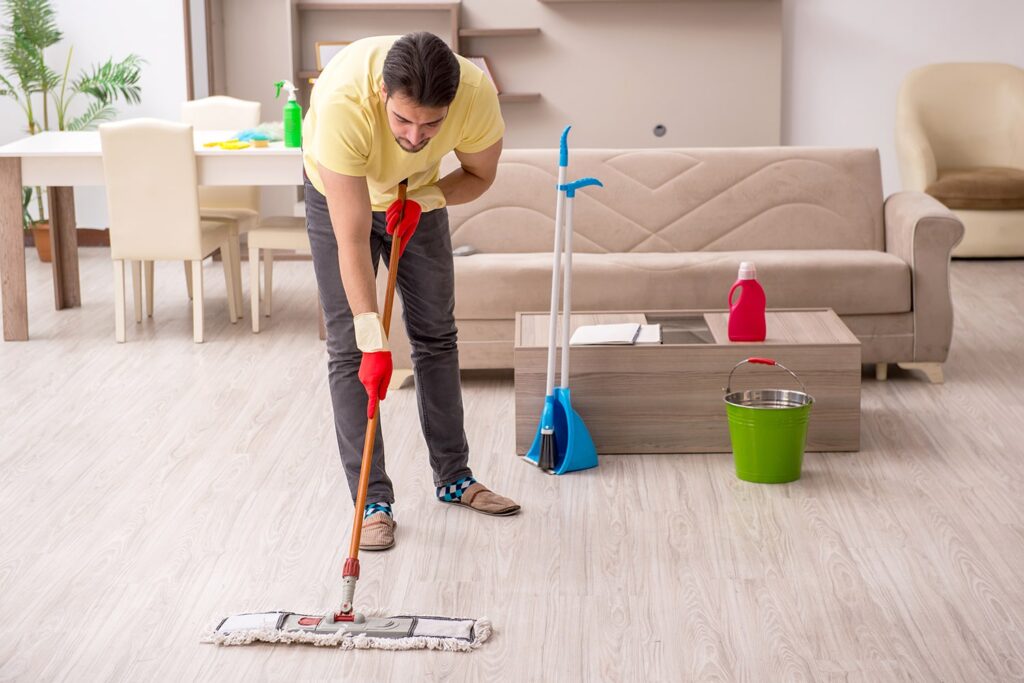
[{"x1": 0, "y1": 130, "x2": 304, "y2": 341}]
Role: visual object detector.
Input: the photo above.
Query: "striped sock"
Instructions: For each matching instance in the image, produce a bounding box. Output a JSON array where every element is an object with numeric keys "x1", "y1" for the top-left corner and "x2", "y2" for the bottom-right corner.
[
  {"x1": 436, "y1": 476, "x2": 477, "y2": 502},
  {"x1": 364, "y1": 502, "x2": 392, "y2": 519}
]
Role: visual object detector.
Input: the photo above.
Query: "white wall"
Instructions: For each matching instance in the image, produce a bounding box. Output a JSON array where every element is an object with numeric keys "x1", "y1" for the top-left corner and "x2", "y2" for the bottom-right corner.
[
  {"x1": 461, "y1": 0, "x2": 782, "y2": 149},
  {"x1": 783, "y1": 0, "x2": 1024, "y2": 195},
  {"x1": 0, "y1": 0, "x2": 187, "y2": 227}
]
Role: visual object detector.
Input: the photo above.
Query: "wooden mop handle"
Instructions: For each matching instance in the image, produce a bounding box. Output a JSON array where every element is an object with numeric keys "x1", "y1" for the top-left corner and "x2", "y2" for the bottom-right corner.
[{"x1": 347, "y1": 180, "x2": 408, "y2": 559}]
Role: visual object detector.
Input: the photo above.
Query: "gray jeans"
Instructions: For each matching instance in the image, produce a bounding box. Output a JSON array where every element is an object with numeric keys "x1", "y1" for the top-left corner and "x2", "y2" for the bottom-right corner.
[{"x1": 304, "y1": 176, "x2": 473, "y2": 505}]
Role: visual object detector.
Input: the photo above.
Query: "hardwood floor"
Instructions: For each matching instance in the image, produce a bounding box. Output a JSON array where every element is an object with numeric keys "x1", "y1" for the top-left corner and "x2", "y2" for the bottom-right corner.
[{"x1": 1, "y1": 250, "x2": 1022, "y2": 681}]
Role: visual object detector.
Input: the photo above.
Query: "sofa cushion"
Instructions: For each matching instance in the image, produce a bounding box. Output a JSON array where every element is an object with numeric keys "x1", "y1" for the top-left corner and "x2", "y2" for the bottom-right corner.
[
  {"x1": 926, "y1": 166, "x2": 1024, "y2": 210},
  {"x1": 453, "y1": 249, "x2": 910, "y2": 319}
]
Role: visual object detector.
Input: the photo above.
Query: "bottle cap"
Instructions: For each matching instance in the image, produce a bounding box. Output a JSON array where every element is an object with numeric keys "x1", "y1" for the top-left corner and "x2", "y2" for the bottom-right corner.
[{"x1": 738, "y1": 261, "x2": 756, "y2": 280}]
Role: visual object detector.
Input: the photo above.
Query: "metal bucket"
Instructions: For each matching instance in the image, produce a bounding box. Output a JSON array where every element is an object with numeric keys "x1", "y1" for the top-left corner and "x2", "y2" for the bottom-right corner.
[{"x1": 724, "y1": 358, "x2": 814, "y2": 483}]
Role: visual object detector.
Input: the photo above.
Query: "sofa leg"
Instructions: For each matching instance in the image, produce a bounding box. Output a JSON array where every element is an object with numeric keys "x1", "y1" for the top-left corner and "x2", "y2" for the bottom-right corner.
[
  {"x1": 390, "y1": 369, "x2": 414, "y2": 391},
  {"x1": 897, "y1": 362, "x2": 944, "y2": 384},
  {"x1": 875, "y1": 363, "x2": 888, "y2": 381}
]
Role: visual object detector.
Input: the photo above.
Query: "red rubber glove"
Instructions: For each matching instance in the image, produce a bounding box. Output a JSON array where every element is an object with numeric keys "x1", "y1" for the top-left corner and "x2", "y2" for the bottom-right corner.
[
  {"x1": 385, "y1": 197, "x2": 422, "y2": 259},
  {"x1": 358, "y1": 350, "x2": 392, "y2": 419}
]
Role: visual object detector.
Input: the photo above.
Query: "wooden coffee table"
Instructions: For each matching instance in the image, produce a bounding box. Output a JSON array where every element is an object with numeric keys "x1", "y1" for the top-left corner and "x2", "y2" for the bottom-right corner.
[{"x1": 513, "y1": 308, "x2": 861, "y2": 455}]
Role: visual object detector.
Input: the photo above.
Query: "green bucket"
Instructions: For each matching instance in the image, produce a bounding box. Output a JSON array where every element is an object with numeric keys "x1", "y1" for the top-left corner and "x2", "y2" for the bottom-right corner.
[{"x1": 723, "y1": 358, "x2": 814, "y2": 484}]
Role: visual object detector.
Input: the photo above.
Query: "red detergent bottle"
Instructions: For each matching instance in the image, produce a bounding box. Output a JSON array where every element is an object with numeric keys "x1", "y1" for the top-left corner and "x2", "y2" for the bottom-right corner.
[{"x1": 728, "y1": 261, "x2": 767, "y2": 342}]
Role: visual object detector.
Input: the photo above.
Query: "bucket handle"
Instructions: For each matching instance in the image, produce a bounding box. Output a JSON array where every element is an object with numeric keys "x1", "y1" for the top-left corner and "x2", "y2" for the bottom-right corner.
[{"x1": 725, "y1": 357, "x2": 807, "y2": 394}]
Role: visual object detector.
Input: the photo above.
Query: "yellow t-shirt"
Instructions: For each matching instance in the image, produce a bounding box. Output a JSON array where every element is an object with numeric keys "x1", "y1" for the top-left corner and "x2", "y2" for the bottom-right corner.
[{"x1": 302, "y1": 35, "x2": 504, "y2": 212}]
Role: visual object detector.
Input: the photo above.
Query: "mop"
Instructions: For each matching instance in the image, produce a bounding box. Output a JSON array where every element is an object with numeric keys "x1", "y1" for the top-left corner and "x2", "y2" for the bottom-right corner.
[
  {"x1": 525, "y1": 127, "x2": 603, "y2": 475},
  {"x1": 203, "y1": 181, "x2": 491, "y2": 650}
]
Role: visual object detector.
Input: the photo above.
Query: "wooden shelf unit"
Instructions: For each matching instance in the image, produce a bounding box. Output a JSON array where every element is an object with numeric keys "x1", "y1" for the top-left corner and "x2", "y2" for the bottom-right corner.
[
  {"x1": 457, "y1": 26, "x2": 541, "y2": 104},
  {"x1": 295, "y1": 1, "x2": 461, "y2": 52},
  {"x1": 292, "y1": 2, "x2": 541, "y2": 103}
]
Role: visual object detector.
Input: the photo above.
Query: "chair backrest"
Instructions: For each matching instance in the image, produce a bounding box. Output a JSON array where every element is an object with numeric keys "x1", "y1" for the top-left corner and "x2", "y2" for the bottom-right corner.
[
  {"x1": 181, "y1": 96, "x2": 261, "y2": 212},
  {"x1": 443, "y1": 147, "x2": 885, "y2": 254},
  {"x1": 100, "y1": 118, "x2": 205, "y2": 260},
  {"x1": 898, "y1": 63, "x2": 1024, "y2": 171}
]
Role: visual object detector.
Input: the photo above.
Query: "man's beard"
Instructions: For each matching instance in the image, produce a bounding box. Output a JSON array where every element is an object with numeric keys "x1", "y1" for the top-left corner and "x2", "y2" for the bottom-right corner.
[{"x1": 396, "y1": 136, "x2": 430, "y2": 153}]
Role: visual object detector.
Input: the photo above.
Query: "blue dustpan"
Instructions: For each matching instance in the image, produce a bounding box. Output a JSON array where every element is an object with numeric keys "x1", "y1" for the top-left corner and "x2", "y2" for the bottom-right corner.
[
  {"x1": 551, "y1": 387, "x2": 597, "y2": 474},
  {"x1": 524, "y1": 391, "x2": 597, "y2": 474}
]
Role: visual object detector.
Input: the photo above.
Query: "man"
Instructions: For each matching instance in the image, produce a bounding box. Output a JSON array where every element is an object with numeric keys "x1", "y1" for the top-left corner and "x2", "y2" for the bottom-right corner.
[{"x1": 303, "y1": 32, "x2": 521, "y2": 552}]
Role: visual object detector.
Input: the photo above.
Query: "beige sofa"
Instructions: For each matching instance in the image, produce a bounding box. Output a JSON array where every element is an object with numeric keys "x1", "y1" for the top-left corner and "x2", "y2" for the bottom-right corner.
[
  {"x1": 383, "y1": 147, "x2": 964, "y2": 383},
  {"x1": 896, "y1": 63, "x2": 1024, "y2": 258}
]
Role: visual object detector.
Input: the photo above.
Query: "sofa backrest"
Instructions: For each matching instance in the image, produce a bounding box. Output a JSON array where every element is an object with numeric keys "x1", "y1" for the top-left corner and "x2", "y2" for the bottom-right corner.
[{"x1": 444, "y1": 147, "x2": 885, "y2": 253}]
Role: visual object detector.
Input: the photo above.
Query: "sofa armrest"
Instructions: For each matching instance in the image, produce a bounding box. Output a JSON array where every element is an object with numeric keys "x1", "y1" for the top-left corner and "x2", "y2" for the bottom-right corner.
[{"x1": 884, "y1": 191, "x2": 965, "y2": 362}]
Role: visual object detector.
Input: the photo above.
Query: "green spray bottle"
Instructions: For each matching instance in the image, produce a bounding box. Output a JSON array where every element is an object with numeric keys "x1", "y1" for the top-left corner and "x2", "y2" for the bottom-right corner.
[{"x1": 274, "y1": 80, "x2": 302, "y2": 148}]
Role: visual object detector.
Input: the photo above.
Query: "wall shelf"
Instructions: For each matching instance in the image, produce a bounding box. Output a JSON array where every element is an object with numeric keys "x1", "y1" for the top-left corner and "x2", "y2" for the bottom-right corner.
[
  {"x1": 537, "y1": 0, "x2": 685, "y2": 2},
  {"x1": 498, "y1": 92, "x2": 541, "y2": 103},
  {"x1": 458, "y1": 27, "x2": 540, "y2": 38},
  {"x1": 296, "y1": 2, "x2": 459, "y2": 9}
]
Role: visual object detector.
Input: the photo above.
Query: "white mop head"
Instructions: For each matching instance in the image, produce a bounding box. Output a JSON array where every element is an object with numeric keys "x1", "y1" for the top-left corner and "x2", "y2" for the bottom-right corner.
[{"x1": 201, "y1": 608, "x2": 492, "y2": 651}]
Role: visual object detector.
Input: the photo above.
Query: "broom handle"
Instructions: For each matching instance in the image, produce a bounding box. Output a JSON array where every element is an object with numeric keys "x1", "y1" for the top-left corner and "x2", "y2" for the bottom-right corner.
[
  {"x1": 348, "y1": 180, "x2": 407, "y2": 558},
  {"x1": 545, "y1": 166, "x2": 567, "y2": 397},
  {"x1": 559, "y1": 194, "x2": 574, "y2": 389}
]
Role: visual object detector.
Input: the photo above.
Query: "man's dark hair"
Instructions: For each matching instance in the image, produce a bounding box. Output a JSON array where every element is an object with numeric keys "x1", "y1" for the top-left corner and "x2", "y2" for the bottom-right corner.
[{"x1": 382, "y1": 32, "x2": 460, "y2": 108}]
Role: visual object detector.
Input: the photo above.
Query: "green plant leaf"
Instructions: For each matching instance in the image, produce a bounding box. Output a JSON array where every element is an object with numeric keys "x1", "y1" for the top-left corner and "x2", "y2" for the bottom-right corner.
[
  {"x1": 22, "y1": 186, "x2": 32, "y2": 230},
  {"x1": 1, "y1": 0, "x2": 60, "y2": 93},
  {"x1": 66, "y1": 98, "x2": 114, "y2": 130},
  {"x1": 72, "y1": 53, "x2": 143, "y2": 105},
  {"x1": 3, "y1": 0, "x2": 62, "y2": 49},
  {"x1": 1, "y1": 32, "x2": 44, "y2": 89},
  {"x1": 0, "y1": 71, "x2": 21, "y2": 98},
  {"x1": 39, "y1": 61, "x2": 57, "y2": 89}
]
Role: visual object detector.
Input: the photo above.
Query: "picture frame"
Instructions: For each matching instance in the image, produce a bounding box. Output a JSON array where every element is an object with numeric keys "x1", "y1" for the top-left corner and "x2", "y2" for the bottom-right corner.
[
  {"x1": 315, "y1": 41, "x2": 351, "y2": 71},
  {"x1": 466, "y1": 56, "x2": 501, "y2": 94}
]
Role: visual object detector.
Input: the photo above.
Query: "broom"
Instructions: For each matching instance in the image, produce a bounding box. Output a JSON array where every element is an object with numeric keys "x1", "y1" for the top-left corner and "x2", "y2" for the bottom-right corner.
[{"x1": 526, "y1": 126, "x2": 571, "y2": 472}]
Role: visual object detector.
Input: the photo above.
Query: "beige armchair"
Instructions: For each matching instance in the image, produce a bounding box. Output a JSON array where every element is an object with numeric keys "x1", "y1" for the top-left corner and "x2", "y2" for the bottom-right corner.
[
  {"x1": 896, "y1": 63, "x2": 1024, "y2": 257},
  {"x1": 100, "y1": 119, "x2": 240, "y2": 343}
]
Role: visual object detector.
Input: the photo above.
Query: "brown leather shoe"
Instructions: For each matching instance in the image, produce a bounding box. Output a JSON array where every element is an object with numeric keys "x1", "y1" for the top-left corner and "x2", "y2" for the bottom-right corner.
[
  {"x1": 359, "y1": 512, "x2": 396, "y2": 551},
  {"x1": 442, "y1": 482, "x2": 521, "y2": 516}
]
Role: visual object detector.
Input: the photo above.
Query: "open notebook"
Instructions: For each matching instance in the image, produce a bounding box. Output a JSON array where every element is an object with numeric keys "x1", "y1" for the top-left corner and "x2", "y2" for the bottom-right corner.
[{"x1": 569, "y1": 323, "x2": 662, "y2": 346}]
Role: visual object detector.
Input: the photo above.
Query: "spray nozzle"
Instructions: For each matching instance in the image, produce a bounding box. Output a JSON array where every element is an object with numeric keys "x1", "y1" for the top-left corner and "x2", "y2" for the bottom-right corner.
[{"x1": 274, "y1": 80, "x2": 298, "y2": 101}]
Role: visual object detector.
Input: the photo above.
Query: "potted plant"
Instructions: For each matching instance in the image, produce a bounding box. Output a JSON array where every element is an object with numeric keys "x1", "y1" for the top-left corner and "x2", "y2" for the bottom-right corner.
[
  {"x1": 19, "y1": 186, "x2": 55, "y2": 260},
  {"x1": 0, "y1": 0, "x2": 143, "y2": 261}
]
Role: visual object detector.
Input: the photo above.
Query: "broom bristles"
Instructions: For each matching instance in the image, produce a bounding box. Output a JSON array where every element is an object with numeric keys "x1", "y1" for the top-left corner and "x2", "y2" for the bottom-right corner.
[{"x1": 538, "y1": 431, "x2": 555, "y2": 472}]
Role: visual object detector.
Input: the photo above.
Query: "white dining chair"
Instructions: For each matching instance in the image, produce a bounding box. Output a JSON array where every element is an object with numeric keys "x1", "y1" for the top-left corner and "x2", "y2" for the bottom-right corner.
[
  {"x1": 247, "y1": 216, "x2": 317, "y2": 333},
  {"x1": 100, "y1": 118, "x2": 240, "y2": 343},
  {"x1": 181, "y1": 95, "x2": 261, "y2": 310}
]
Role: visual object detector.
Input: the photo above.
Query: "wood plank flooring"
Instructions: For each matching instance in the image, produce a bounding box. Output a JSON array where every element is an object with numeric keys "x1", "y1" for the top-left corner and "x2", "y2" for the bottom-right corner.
[{"x1": 1, "y1": 249, "x2": 1022, "y2": 681}]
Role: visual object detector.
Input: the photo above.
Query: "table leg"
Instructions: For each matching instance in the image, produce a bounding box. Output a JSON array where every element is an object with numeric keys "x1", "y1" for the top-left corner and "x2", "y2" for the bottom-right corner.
[
  {"x1": 47, "y1": 186, "x2": 80, "y2": 309},
  {"x1": 0, "y1": 157, "x2": 28, "y2": 341}
]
